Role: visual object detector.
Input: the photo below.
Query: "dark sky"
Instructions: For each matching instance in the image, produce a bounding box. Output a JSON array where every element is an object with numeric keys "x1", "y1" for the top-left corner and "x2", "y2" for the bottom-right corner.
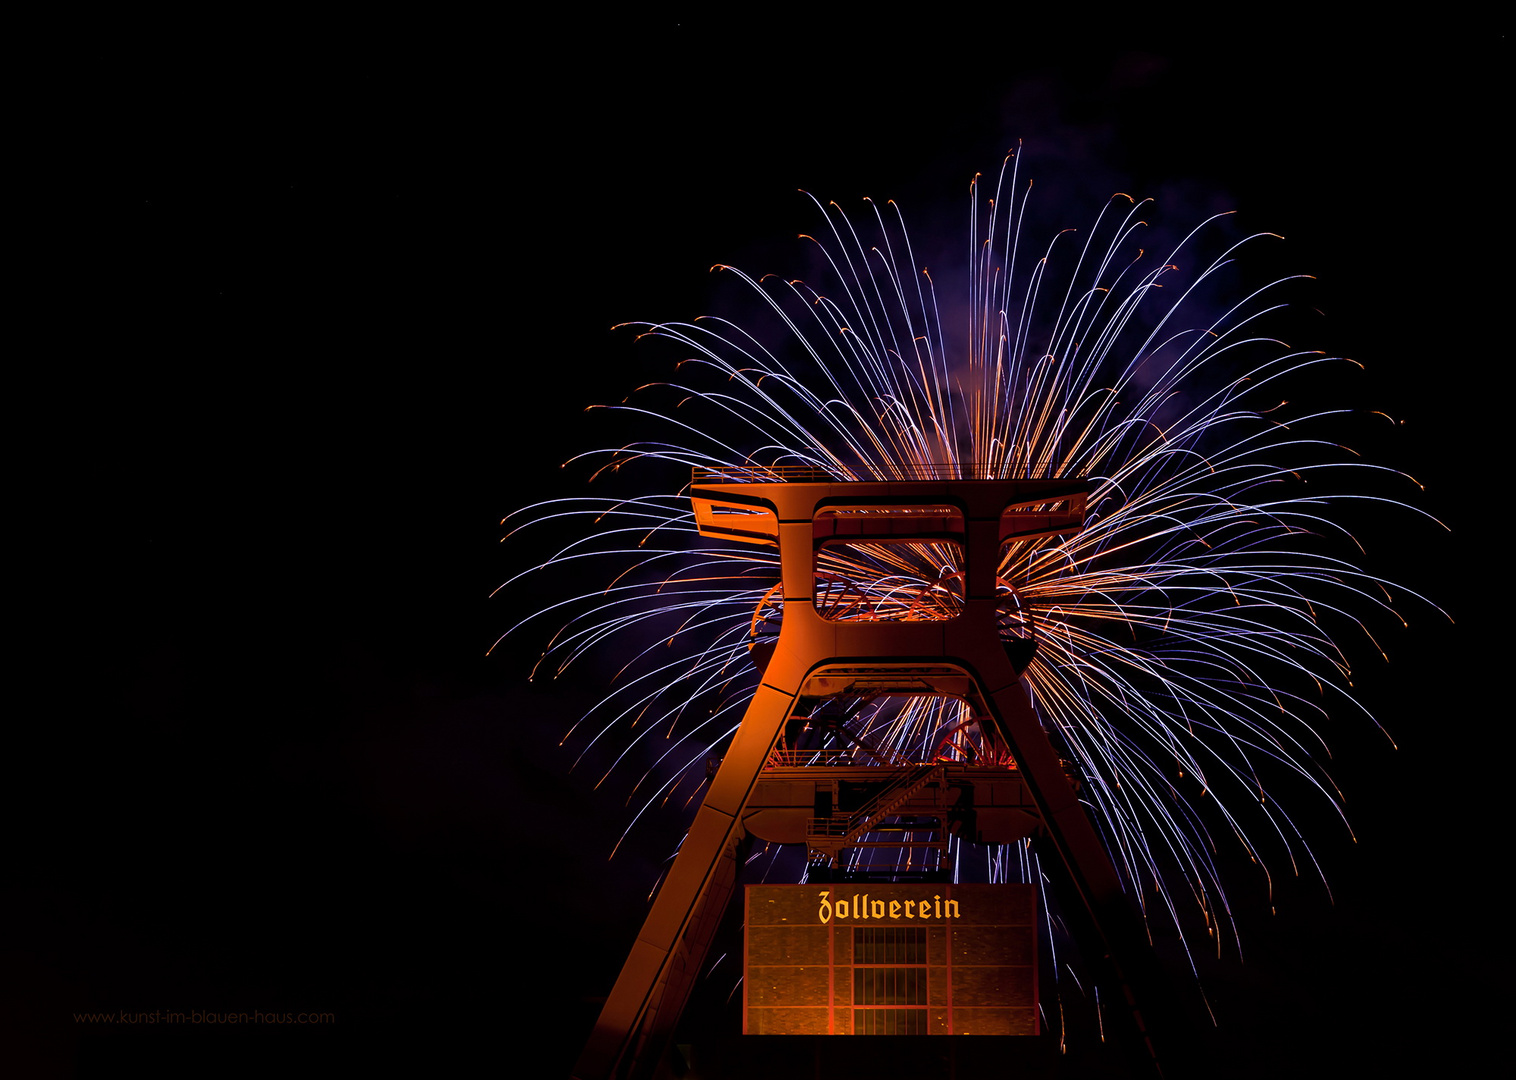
[{"x1": 12, "y1": 16, "x2": 1496, "y2": 1079}]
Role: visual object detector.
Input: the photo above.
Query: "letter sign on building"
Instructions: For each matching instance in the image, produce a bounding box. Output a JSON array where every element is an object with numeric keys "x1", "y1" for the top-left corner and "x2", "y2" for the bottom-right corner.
[{"x1": 744, "y1": 884, "x2": 1036, "y2": 1035}]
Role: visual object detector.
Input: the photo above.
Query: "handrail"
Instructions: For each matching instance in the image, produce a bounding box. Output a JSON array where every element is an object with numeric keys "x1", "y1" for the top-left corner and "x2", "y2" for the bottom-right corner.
[{"x1": 766, "y1": 748, "x2": 909, "y2": 769}]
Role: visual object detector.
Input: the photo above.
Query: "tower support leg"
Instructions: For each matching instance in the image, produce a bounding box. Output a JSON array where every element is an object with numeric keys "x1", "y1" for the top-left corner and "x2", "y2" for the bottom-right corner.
[
  {"x1": 573, "y1": 682, "x2": 798, "y2": 1080},
  {"x1": 983, "y1": 666, "x2": 1163, "y2": 1071}
]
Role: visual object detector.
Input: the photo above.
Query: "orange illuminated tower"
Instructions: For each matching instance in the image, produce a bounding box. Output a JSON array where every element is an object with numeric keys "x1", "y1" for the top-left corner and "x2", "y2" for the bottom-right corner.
[{"x1": 573, "y1": 468, "x2": 1158, "y2": 1079}]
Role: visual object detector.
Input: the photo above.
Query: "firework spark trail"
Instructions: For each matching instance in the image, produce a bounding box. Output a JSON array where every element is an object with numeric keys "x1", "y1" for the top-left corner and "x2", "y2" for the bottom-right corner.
[{"x1": 495, "y1": 151, "x2": 1443, "y2": 974}]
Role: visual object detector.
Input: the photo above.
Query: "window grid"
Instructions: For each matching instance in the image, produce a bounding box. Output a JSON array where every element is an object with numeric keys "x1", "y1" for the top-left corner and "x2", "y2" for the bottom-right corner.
[{"x1": 852, "y1": 927, "x2": 929, "y2": 1033}]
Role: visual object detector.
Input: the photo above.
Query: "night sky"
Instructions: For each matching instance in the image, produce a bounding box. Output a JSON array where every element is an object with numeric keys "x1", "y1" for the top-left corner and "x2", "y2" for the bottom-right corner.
[{"x1": 11, "y1": 16, "x2": 1496, "y2": 1079}]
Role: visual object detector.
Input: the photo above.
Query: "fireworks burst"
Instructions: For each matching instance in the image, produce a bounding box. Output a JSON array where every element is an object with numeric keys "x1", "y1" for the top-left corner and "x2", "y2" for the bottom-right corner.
[{"x1": 494, "y1": 152, "x2": 1439, "y2": 982}]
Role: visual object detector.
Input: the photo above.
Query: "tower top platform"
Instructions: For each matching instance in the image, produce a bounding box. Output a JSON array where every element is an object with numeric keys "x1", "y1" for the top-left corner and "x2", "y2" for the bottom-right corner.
[{"x1": 689, "y1": 466, "x2": 1090, "y2": 548}]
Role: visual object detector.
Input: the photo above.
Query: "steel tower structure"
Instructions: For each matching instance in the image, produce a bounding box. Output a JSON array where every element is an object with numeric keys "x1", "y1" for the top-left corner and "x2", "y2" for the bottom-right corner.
[{"x1": 573, "y1": 469, "x2": 1159, "y2": 1079}]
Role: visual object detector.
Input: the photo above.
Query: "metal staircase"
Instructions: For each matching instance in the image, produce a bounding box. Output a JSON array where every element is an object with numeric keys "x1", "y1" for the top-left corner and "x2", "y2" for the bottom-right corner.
[{"x1": 805, "y1": 762, "x2": 947, "y2": 868}]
